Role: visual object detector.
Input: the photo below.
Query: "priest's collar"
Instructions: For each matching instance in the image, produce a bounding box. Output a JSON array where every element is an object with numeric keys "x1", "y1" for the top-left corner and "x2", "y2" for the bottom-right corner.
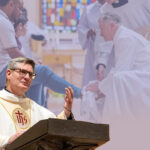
[
  {"x1": 5, "y1": 86, "x2": 13, "y2": 94},
  {"x1": 0, "y1": 89, "x2": 27, "y2": 103}
]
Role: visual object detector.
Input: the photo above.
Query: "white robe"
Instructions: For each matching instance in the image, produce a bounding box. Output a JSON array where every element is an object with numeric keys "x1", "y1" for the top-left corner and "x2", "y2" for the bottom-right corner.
[
  {"x1": 102, "y1": 0, "x2": 150, "y2": 30},
  {"x1": 0, "y1": 89, "x2": 66, "y2": 149},
  {"x1": 97, "y1": 26, "x2": 150, "y2": 150},
  {"x1": 95, "y1": 0, "x2": 150, "y2": 74},
  {"x1": 77, "y1": 1, "x2": 113, "y2": 86}
]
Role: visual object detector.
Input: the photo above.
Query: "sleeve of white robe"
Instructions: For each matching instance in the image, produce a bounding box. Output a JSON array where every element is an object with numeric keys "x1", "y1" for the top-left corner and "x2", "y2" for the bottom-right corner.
[
  {"x1": 77, "y1": 7, "x2": 91, "y2": 50},
  {"x1": 0, "y1": 137, "x2": 9, "y2": 150},
  {"x1": 99, "y1": 36, "x2": 137, "y2": 94},
  {"x1": 113, "y1": 37, "x2": 136, "y2": 71},
  {"x1": 95, "y1": 41, "x2": 113, "y2": 67},
  {"x1": 30, "y1": 100, "x2": 67, "y2": 125}
]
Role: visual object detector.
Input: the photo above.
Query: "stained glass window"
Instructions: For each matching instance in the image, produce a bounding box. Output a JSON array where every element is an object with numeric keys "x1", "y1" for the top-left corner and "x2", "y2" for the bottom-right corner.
[{"x1": 42, "y1": 0, "x2": 96, "y2": 32}]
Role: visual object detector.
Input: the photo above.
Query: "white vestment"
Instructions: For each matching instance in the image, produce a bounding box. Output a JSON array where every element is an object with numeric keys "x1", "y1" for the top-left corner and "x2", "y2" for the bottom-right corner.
[
  {"x1": 97, "y1": 26, "x2": 150, "y2": 150},
  {"x1": 102, "y1": 0, "x2": 150, "y2": 30},
  {"x1": 95, "y1": 0, "x2": 150, "y2": 73},
  {"x1": 77, "y1": 1, "x2": 113, "y2": 86},
  {"x1": 0, "y1": 89, "x2": 66, "y2": 150}
]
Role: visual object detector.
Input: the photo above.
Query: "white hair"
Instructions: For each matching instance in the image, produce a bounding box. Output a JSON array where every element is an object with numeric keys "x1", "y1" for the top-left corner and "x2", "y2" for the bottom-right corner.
[{"x1": 99, "y1": 12, "x2": 121, "y2": 24}]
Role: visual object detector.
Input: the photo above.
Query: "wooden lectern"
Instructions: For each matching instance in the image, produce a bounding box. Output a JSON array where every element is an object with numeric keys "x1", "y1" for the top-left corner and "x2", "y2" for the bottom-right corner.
[{"x1": 6, "y1": 119, "x2": 109, "y2": 150}]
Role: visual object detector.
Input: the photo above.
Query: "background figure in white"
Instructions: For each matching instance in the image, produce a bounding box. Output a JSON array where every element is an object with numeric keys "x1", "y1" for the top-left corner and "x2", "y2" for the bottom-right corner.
[
  {"x1": 77, "y1": 0, "x2": 111, "y2": 86},
  {"x1": 78, "y1": 0, "x2": 130, "y2": 86},
  {"x1": 79, "y1": 0, "x2": 127, "y2": 123},
  {"x1": 96, "y1": 0, "x2": 150, "y2": 81},
  {"x1": 87, "y1": 13, "x2": 150, "y2": 150},
  {"x1": 19, "y1": 8, "x2": 50, "y2": 59},
  {"x1": 103, "y1": 0, "x2": 150, "y2": 30}
]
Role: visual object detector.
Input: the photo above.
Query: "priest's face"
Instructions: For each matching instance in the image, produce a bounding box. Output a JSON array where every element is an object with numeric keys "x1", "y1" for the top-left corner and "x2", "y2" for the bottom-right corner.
[
  {"x1": 99, "y1": 19, "x2": 113, "y2": 41},
  {"x1": 6, "y1": 63, "x2": 34, "y2": 96}
]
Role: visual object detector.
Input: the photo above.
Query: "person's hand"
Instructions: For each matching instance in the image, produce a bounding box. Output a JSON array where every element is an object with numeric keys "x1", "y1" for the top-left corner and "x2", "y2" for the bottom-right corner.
[
  {"x1": 64, "y1": 87, "x2": 74, "y2": 118},
  {"x1": 8, "y1": 130, "x2": 25, "y2": 144},
  {"x1": 97, "y1": 65, "x2": 105, "y2": 81},
  {"x1": 86, "y1": 81, "x2": 99, "y2": 94},
  {"x1": 87, "y1": 29, "x2": 96, "y2": 40},
  {"x1": 86, "y1": 82, "x2": 105, "y2": 100}
]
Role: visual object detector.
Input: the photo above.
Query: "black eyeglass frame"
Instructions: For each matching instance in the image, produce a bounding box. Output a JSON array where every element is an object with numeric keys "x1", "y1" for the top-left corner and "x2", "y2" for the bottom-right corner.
[{"x1": 10, "y1": 68, "x2": 36, "y2": 79}]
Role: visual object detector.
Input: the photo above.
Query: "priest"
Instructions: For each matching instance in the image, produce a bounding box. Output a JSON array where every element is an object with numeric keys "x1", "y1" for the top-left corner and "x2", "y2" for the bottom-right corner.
[{"x1": 0, "y1": 57, "x2": 74, "y2": 150}]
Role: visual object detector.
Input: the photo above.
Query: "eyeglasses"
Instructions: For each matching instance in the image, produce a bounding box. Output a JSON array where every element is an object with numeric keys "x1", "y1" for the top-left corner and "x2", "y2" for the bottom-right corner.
[{"x1": 11, "y1": 68, "x2": 36, "y2": 79}]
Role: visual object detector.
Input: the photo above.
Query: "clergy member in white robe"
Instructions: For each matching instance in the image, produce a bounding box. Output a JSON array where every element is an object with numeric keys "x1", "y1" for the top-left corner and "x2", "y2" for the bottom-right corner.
[
  {"x1": 77, "y1": 0, "x2": 113, "y2": 86},
  {"x1": 87, "y1": 13, "x2": 150, "y2": 150},
  {"x1": 0, "y1": 89, "x2": 56, "y2": 148},
  {"x1": 98, "y1": 13, "x2": 150, "y2": 121},
  {"x1": 103, "y1": 0, "x2": 150, "y2": 30},
  {"x1": 0, "y1": 57, "x2": 74, "y2": 150},
  {"x1": 96, "y1": 0, "x2": 150, "y2": 80}
]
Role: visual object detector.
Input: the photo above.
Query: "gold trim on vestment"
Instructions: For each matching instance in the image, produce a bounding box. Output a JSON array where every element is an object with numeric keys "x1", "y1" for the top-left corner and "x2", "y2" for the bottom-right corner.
[{"x1": 0, "y1": 97, "x2": 31, "y2": 131}]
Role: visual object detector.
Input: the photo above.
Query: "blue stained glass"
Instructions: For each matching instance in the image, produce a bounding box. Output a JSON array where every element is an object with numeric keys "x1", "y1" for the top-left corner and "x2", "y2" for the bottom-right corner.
[
  {"x1": 43, "y1": 17, "x2": 47, "y2": 24},
  {"x1": 43, "y1": 8, "x2": 47, "y2": 14},
  {"x1": 87, "y1": 0, "x2": 91, "y2": 4},
  {"x1": 60, "y1": 0, "x2": 63, "y2": 4},
  {"x1": 76, "y1": 8, "x2": 80, "y2": 20},
  {"x1": 43, "y1": 3, "x2": 47, "y2": 8},
  {"x1": 58, "y1": 2, "x2": 63, "y2": 8},
  {"x1": 43, "y1": 16, "x2": 47, "y2": 20}
]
